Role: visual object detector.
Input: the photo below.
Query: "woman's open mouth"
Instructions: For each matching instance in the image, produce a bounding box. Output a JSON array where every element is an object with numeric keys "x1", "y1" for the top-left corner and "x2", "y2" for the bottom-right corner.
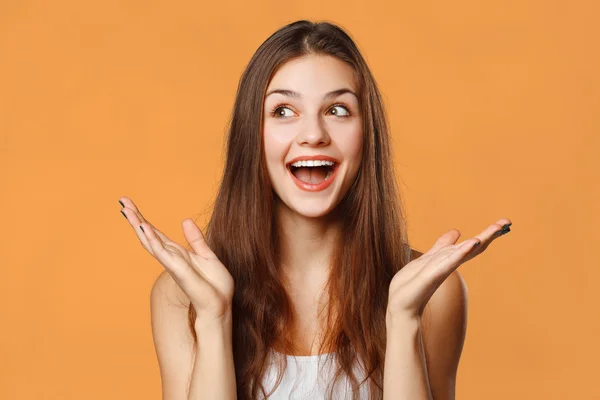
[{"x1": 286, "y1": 161, "x2": 339, "y2": 192}]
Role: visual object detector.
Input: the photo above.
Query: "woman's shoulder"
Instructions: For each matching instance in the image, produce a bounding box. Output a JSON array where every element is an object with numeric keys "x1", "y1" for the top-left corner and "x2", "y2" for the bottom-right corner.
[
  {"x1": 410, "y1": 247, "x2": 424, "y2": 261},
  {"x1": 152, "y1": 270, "x2": 191, "y2": 308}
]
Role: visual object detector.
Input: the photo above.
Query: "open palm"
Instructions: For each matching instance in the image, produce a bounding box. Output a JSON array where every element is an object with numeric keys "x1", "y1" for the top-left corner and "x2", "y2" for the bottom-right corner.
[
  {"x1": 387, "y1": 218, "x2": 512, "y2": 320},
  {"x1": 119, "y1": 197, "x2": 234, "y2": 322}
]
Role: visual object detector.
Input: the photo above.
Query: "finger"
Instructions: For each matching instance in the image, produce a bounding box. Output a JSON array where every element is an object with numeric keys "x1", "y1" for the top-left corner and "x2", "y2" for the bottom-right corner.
[
  {"x1": 140, "y1": 222, "x2": 202, "y2": 293},
  {"x1": 423, "y1": 229, "x2": 462, "y2": 256},
  {"x1": 119, "y1": 197, "x2": 172, "y2": 244},
  {"x1": 456, "y1": 237, "x2": 481, "y2": 251},
  {"x1": 447, "y1": 238, "x2": 481, "y2": 266},
  {"x1": 426, "y1": 218, "x2": 512, "y2": 256},
  {"x1": 424, "y1": 238, "x2": 480, "y2": 283},
  {"x1": 472, "y1": 218, "x2": 511, "y2": 242},
  {"x1": 140, "y1": 222, "x2": 188, "y2": 275},
  {"x1": 466, "y1": 218, "x2": 512, "y2": 256},
  {"x1": 182, "y1": 218, "x2": 215, "y2": 258},
  {"x1": 446, "y1": 219, "x2": 511, "y2": 268},
  {"x1": 120, "y1": 205, "x2": 149, "y2": 247},
  {"x1": 120, "y1": 200, "x2": 185, "y2": 260},
  {"x1": 139, "y1": 222, "x2": 169, "y2": 260},
  {"x1": 119, "y1": 197, "x2": 150, "y2": 224},
  {"x1": 420, "y1": 218, "x2": 512, "y2": 285}
]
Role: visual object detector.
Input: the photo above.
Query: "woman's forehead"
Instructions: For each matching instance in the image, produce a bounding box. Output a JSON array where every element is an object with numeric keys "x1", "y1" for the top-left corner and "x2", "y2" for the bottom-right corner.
[{"x1": 266, "y1": 55, "x2": 358, "y2": 98}]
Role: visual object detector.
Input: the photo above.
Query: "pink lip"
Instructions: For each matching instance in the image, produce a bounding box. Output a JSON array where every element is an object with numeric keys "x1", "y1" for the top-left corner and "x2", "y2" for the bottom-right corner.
[{"x1": 286, "y1": 160, "x2": 340, "y2": 192}]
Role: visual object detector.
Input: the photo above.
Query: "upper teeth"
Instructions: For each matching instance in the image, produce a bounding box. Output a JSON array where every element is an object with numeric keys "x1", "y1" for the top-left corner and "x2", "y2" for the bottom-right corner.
[{"x1": 290, "y1": 160, "x2": 336, "y2": 167}]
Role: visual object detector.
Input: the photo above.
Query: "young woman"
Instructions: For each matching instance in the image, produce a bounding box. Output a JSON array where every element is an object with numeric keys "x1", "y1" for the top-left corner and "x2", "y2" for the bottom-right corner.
[{"x1": 119, "y1": 20, "x2": 511, "y2": 400}]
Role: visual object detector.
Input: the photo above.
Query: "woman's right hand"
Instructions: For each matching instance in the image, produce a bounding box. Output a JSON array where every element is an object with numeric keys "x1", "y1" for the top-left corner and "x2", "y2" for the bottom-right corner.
[{"x1": 119, "y1": 197, "x2": 234, "y2": 324}]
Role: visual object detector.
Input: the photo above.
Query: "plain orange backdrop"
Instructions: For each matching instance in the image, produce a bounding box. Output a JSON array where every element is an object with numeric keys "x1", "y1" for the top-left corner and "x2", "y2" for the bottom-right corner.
[{"x1": 1, "y1": 1, "x2": 598, "y2": 399}]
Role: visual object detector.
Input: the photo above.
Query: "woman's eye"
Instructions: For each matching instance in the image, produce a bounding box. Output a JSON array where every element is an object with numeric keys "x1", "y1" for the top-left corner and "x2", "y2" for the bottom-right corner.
[
  {"x1": 270, "y1": 104, "x2": 351, "y2": 119},
  {"x1": 272, "y1": 106, "x2": 295, "y2": 118},
  {"x1": 330, "y1": 105, "x2": 350, "y2": 117}
]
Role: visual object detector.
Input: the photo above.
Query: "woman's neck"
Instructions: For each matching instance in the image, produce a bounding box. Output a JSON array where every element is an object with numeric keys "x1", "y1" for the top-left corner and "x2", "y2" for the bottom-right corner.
[{"x1": 275, "y1": 199, "x2": 340, "y2": 280}]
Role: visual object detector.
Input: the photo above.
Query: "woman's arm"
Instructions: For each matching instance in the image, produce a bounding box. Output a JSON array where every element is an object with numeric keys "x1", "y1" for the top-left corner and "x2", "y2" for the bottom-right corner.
[
  {"x1": 151, "y1": 270, "x2": 237, "y2": 400},
  {"x1": 151, "y1": 271, "x2": 195, "y2": 400},
  {"x1": 384, "y1": 315, "x2": 432, "y2": 400},
  {"x1": 383, "y1": 270, "x2": 468, "y2": 400},
  {"x1": 382, "y1": 248, "x2": 433, "y2": 399},
  {"x1": 189, "y1": 316, "x2": 237, "y2": 400}
]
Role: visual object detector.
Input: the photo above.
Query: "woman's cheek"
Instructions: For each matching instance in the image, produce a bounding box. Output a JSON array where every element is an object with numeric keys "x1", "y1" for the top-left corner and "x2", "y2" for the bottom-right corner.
[{"x1": 263, "y1": 129, "x2": 289, "y2": 188}]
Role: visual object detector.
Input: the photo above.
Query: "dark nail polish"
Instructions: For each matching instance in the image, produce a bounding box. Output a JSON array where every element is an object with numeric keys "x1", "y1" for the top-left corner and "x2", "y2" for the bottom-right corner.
[
  {"x1": 501, "y1": 227, "x2": 511, "y2": 235},
  {"x1": 121, "y1": 210, "x2": 127, "y2": 219},
  {"x1": 119, "y1": 200, "x2": 125, "y2": 207},
  {"x1": 502, "y1": 223, "x2": 512, "y2": 230},
  {"x1": 140, "y1": 225, "x2": 145, "y2": 233}
]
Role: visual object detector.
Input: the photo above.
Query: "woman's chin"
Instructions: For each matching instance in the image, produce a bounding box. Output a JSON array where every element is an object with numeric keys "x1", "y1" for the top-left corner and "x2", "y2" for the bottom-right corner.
[
  {"x1": 274, "y1": 196, "x2": 335, "y2": 219},
  {"x1": 292, "y1": 206, "x2": 334, "y2": 219},
  {"x1": 289, "y1": 195, "x2": 347, "y2": 219}
]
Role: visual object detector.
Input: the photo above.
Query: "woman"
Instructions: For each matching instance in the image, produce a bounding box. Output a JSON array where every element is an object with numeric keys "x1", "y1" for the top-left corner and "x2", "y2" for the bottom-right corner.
[{"x1": 119, "y1": 20, "x2": 511, "y2": 400}]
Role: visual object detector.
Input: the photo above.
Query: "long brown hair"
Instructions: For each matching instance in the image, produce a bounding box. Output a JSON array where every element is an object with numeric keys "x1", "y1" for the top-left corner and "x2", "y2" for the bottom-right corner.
[{"x1": 187, "y1": 20, "x2": 413, "y2": 399}]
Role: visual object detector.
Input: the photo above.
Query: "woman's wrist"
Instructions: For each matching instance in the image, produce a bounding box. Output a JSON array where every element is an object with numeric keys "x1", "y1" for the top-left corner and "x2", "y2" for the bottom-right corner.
[
  {"x1": 194, "y1": 309, "x2": 233, "y2": 336},
  {"x1": 386, "y1": 309, "x2": 421, "y2": 333}
]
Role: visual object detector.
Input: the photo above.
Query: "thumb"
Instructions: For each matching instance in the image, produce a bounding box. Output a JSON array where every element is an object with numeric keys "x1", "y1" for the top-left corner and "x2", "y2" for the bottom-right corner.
[
  {"x1": 425, "y1": 229, "x2": 461, "y2": 255},
  {"x1": 182, "y1": 218, "x2": 214, "y2": 257}
]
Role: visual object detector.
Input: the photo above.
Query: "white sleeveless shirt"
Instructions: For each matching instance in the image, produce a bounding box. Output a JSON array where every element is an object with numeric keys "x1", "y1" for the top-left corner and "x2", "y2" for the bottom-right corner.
[{"x1": 259, "y1": 349, "x2": 371, "y2": 399}]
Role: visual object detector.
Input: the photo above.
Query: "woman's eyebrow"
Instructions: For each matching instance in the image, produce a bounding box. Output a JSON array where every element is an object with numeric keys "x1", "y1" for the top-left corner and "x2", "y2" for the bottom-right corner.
[{"x1": 265, "y1": 88, "x2": 357, "y2": 101}]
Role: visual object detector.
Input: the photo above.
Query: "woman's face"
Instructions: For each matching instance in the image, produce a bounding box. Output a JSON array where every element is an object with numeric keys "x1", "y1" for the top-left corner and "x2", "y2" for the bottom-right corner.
[{"x1": 263, "y1": 54, "x2": 363, "y2": 218}]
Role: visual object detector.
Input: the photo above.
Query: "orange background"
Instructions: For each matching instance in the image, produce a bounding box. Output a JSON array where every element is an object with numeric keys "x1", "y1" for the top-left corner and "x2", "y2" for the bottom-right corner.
[{"x1": 1, "y1": 1, "x2": 598, "y2": 399}]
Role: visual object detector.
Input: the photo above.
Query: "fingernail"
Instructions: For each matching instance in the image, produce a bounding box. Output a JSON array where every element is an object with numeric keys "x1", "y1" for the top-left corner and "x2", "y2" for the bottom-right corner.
[
  {"x1": 121, "y1": 210, "x2": 127, "y2": 219},
  {"x1": 119, "y1": 200, "x2": 125, "y2": 208},
  {"x1": 501, "y1": 227, "x2": 511, "y2": 235},
  {"x1": 502, "y1": 223, "x2": 512, "y2": 230},
  {"x1": 140, "y1": 225, "x2": 145, "y2": 233}
]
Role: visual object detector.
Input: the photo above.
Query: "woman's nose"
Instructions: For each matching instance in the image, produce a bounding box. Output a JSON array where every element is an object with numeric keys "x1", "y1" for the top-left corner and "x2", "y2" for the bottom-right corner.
[{"x1": 296, "y1": 118, "x2": 331, "y2": 146}]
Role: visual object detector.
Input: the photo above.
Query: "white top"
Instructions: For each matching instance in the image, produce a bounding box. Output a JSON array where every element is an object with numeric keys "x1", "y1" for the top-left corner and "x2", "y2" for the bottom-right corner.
[{"x1": 259, "y1": 350, "x2": 371, "y2": 399}]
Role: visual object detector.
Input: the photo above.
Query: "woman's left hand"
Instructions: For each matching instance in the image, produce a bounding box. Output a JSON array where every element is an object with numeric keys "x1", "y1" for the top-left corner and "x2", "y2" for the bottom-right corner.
[{"x1": 387, "y1": 218, "x2": 512, "y2": 323}]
